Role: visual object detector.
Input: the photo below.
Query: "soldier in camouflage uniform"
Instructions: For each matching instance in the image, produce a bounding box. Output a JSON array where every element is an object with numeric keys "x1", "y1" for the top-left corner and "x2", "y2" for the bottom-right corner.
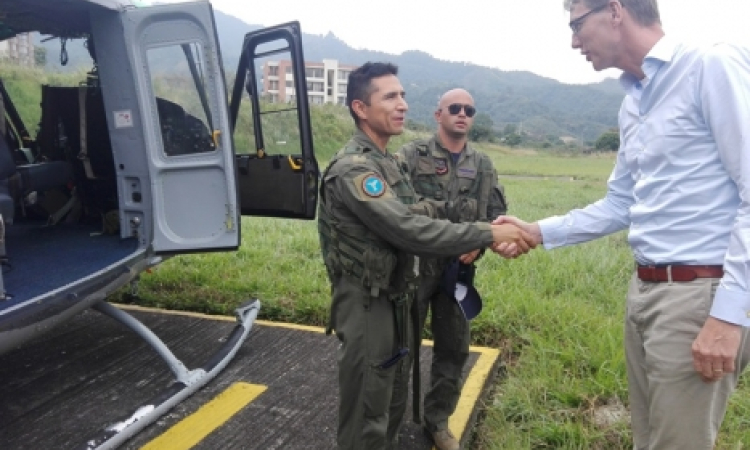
[
  {"x1": 317, "y1": 63, "x2": 533, "y2": 450},
  {"x1": 396, "y1": 88, "x2": 507, "y2": 450}
]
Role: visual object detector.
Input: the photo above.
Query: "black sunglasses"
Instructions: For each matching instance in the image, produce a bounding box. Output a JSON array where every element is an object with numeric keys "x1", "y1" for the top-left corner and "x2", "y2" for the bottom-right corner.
[
  {"x1": 446, "y1": 103, "x2": 476, "y2": 117},
  {"x1": 569, "y1": 4, "x2": 608, "y2": 34}
]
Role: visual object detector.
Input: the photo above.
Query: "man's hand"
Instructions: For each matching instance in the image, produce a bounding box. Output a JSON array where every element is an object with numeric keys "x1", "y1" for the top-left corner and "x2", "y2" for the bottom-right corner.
[
  {"x1": 459, "y1": 249, "x2": 481, "y2": 264},
  {"x1": 490, "y1": 216, "x2": 543, "y2": 258},
  {"x1": 489, "y1": 223, "x2": 536, "y2": 255},
  {"x1": 692, "y1": 317, "x2": 742, "y2": 383}
]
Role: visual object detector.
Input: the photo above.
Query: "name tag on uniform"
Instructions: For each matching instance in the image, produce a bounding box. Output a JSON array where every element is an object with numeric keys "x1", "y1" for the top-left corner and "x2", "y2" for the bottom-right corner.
[{"x1": 457, "y1": 167, "x2": 477, "y2": 179}]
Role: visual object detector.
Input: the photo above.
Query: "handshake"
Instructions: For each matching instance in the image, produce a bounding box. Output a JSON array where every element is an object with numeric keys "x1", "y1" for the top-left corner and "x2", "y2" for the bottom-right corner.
[{"x1": 488, "y1": 216, "x2": 542, "y2": 258}]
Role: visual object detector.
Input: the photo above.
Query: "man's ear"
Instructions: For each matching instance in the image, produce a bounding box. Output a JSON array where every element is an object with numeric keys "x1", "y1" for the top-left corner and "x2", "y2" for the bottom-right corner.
[
  {"x1": 351, "y1": 99, "x2": 368, "y2": 121},
  {"x1": 434, "y1": 108, "x2": 442, "y2": 122},
  {"x1": 609, "y1": 0, "x2": 623, "y2": 23}
]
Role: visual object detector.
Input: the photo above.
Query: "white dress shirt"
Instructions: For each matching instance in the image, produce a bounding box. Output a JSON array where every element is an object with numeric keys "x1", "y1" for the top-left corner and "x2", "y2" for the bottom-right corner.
[{"x1": 538, "y1": 36, "x2": 750, "y2": 326}]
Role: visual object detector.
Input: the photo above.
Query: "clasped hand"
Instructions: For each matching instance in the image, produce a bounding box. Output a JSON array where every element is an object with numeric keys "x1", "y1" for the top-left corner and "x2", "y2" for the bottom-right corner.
[{"x1": 489, "y1": 215, "x2": 543, "y2": 258}]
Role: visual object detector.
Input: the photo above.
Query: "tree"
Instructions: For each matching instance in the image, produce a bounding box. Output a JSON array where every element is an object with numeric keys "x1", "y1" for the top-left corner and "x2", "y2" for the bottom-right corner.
[
  {"x1": 595, "y1": 129, "x2": 620, "y2": 151},
  {"x1": 504, "y1": 133, "x2": 522, "y2": 147},
  {"x1": 469, "y1": 112, "x2": 494, "y2": 142}
]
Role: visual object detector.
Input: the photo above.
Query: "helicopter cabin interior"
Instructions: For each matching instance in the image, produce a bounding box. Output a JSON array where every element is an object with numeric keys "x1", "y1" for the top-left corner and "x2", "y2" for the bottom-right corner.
[{"x1": 0, "y1": 66, "x2": 143, "y2": 310}]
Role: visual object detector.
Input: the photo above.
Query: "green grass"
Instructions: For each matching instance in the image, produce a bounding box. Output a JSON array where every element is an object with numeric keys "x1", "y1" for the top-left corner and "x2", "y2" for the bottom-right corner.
[
  {"x1": 3, "y1": 62, "x2": 747, "y2": 449},
  {"x1": 117, "y1": 146, "x2": 750, "y2": 449}
]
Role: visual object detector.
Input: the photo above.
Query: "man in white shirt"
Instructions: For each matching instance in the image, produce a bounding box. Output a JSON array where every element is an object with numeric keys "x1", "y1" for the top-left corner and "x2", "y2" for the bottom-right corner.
[{"x1": 495, "y1": 1, "x2": 750, "y2": 448}]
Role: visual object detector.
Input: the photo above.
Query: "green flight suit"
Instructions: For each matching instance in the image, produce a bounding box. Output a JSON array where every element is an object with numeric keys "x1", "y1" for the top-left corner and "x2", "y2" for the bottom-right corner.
[
  {"x1": 396, "y1": 135, "x2": 507, "y2": 433},
  {"x1": 318, "y1": 130, "x2": 496, "y2": 450}
]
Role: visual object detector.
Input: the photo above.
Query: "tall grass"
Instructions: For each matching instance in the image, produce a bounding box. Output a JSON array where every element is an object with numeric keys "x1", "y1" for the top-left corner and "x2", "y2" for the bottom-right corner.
[
  {"x1": 3, "y1": 63, "x2": 747, "y2": 449},
  {"x1": 120, "y1": 147, "x2": 749, "y2": 449}
]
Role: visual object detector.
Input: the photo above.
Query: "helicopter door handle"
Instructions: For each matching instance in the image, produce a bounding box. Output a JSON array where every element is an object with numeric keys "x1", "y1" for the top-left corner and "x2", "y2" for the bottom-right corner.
[{"x1": 212, "y1": 130, "x2": 221, "y2": 148}]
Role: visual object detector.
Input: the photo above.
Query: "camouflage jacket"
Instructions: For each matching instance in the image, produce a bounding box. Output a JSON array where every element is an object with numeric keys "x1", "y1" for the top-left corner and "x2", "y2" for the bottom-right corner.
[
  {"x1": 317, "y1": 129, "x2": 495, "y2": 303},
  {"x1": 396, "y1": 135, "x2": 507, "y2": 222}
]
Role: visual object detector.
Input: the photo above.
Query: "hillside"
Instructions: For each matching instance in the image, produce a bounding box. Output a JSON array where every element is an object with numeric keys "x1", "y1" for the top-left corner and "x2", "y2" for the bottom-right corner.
[
  {"x1": 209, "y1": 10, "x2": 622, "y2": 143},
  {"x1": 34, "y1": 8, "x2": 623, "y2": 143}
]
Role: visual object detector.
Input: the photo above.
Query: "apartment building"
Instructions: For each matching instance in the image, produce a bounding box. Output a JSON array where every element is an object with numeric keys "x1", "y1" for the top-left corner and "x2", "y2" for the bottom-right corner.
[
  {"x1": 0, "y1": 33, "x2": 35, "y2": 66},
  {"x1": 261, "y1": 59, "x2": 358, "y2": 105}
]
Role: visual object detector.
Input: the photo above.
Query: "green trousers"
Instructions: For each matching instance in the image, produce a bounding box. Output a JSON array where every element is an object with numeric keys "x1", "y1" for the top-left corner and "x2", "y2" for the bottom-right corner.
[
  {"x1": 416, "y1": 273, "x2": 471, "y2": 432},
  {"x1": 331, "y1": 274, "x2": 413, "y2": 450}
]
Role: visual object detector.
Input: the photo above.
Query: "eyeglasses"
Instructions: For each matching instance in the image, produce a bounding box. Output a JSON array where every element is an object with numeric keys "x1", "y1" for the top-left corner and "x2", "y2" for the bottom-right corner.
[
  {"x1": 445, "y1": 103, "x2": 476, "y2": 117},
  {"x1": 569, "y1": 4, "x2": 608, "y2": 35}
]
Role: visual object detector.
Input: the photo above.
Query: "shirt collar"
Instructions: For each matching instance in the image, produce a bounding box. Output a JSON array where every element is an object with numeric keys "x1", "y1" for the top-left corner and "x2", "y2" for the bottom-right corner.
[
  {"x1": 353, "y1": 128, "x2": 386, "y2": 155},
  {"x1": 619, "y1": 35, "x2": 677, "y2": 93},
  {"x1": 434, "y1": 133, "x2": 471, "y2": 156}
]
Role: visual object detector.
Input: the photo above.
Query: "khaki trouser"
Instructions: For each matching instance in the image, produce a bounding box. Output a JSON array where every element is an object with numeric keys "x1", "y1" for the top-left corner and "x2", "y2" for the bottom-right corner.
[
  {"x1": 624, "y1": 274, "x2": 750, "y2": 450},
  {"x1": 331, "y1": 274, "x2": 413, "y2": 450},
  {"x1": 417, "y1": 270, "x2": 471, "y2": 432}
]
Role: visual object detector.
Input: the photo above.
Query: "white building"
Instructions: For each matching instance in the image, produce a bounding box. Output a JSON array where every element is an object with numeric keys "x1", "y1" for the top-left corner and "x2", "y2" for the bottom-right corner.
[
  {"x1": 262, "y1": 59, "x2": 357, "y2": 105},
  {"x1": 0, "y1": 33, "x2": 35, "y2": 66}
]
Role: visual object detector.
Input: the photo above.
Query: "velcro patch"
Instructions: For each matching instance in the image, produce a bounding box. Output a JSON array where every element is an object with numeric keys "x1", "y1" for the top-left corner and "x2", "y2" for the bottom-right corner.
[
  {"x1": 353, "y1": 172, "x2": 393, "y2": 201},
  {"x1": 434, "y1": 158, "x2": 448, "y2": 175},
  {"x1": 457, "y1": 167, "x2": 477, "y2": 178}
]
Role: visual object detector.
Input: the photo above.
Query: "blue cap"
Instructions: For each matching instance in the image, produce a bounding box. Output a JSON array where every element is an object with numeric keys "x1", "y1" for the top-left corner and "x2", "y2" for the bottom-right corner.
[{"x1": 441, "y1": 259, "x2": 483, "y2": 320}]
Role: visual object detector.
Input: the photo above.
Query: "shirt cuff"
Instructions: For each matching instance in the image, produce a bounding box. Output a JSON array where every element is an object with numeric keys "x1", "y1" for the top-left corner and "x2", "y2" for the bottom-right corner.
[
  {"x1": 537, "y1": 216, "x2": 571, "y2": 250},
  {"x1": 475, "y1": 222, "x2": 495, "y2": 247},
  {"x1": 710, "y1": 285, "x2": 750, "y2": 326}
]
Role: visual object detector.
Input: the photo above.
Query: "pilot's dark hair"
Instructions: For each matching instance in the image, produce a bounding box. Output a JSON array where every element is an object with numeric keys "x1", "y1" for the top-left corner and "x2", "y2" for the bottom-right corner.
[{"x1": 346, "y1": 62, "x2": 399, "y2": 126}]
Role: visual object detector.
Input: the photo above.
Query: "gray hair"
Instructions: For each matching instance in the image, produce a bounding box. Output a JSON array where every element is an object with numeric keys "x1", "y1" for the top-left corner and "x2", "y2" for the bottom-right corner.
[{"x1": 564, "y1": 0, "x2": 661, "y2": 26}]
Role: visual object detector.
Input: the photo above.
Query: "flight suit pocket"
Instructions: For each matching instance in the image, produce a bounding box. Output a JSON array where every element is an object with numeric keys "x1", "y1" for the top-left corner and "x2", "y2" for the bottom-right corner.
[
  {"x1": 416, "y1": 157, "x2": 434, "y2": 174},
  {"x1": 363, "y1": 361, "x2": 397, "y2": 418},
  {"x1": 361, "y1": 247, "x2": 396, "y2": 293}
]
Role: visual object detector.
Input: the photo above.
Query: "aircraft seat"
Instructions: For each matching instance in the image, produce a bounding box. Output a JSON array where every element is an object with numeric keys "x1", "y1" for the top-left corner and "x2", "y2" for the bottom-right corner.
[{"x1": 0, "y1": 134, "x2": 17, "y2": 224}]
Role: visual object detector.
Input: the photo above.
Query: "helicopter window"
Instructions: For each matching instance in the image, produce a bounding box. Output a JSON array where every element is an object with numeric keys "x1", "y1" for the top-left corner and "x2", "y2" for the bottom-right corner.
[
  {"x1": 232, "y1": 40, "x2": 304, "y2": 158},
  {"x1": 146, "y1": 42, "x2": 215, "y2": 157}
]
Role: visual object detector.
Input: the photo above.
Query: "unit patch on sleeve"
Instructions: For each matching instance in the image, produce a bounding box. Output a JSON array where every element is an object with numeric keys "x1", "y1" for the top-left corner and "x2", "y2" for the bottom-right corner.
[
  {"x1": 362, "y1": 174, "x2": 385, "y2": 196},
  {"x1": 352, "y1": 172, "x2": 393, "y2": 201}
]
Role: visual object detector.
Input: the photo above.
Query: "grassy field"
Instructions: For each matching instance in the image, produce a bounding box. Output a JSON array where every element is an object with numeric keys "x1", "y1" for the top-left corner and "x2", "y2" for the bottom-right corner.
[
  {"x1": 118, "y1": 145, "x2": 750, "y2": 449},
  {"x1": 3, "y1": 62, "x2": 745, "y2": 449}
]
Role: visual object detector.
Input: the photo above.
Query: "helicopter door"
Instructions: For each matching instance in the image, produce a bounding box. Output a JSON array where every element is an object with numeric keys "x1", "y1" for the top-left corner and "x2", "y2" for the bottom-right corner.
[
  {"x1": 124, "y1": 3, "x2": 240, "y2": 253},
  {"x1": 230, "y1": 22, "x2": 319, "y2": 219}
]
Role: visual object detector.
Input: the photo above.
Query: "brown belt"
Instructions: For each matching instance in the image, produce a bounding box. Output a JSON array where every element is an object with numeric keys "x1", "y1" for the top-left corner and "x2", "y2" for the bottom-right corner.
[{"x1": 636, "y1": 265, "x2": 723, "y2": 282}]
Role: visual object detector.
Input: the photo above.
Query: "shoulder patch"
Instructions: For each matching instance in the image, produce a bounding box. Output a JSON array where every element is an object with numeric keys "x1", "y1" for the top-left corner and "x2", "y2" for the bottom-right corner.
[
  {"x1": 361, "y1": 174, "x2": 386, "y2": 197},
  {"x1": 352, "y1": 172, "x2": 394, "y2": 201}
]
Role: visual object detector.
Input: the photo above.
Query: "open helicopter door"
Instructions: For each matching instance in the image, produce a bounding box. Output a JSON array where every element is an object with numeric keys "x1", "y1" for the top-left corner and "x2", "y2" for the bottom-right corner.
[
  {"x1": 230, "y1": 22, "x2": 319, "y2": 219},
  {"x1": 73, "y1": 3, "x2": 259, "y2": 449},
  {"x1": 122, "y1": 2, "x2": 240, "y2": 254}
]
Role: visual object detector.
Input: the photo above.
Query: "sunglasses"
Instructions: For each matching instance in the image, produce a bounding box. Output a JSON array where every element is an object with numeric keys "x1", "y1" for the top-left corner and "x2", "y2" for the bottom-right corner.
[{"x1": 445, "y1": 103, "x2": 476, "y2": 117}]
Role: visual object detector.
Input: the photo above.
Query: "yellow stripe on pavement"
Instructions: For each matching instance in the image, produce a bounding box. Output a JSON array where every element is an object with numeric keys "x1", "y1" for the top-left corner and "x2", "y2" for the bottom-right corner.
[
  {"x1": 449, "y1": 346, "x2": 500, "y2": 440},
  {"x1": 141, "y1": 382, "x2": 266, "y2": 450}
]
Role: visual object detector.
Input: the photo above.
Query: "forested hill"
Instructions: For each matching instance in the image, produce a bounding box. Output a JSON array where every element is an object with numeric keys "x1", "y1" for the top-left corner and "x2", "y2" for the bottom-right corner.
[
  {"x1": 36, "y1": 9, "x2": 623, "y2": 143},
  {"x1": 212, "y1": 11, "x2": 622, "y2": 143}
]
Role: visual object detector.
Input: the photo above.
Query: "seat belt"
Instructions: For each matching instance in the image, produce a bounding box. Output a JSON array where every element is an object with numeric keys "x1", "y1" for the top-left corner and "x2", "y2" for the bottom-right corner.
[
  {"x1": 47, "y1": 187, "x2": 79, "y2": 226},
  {"x1": 78, "y1": 87, "x2": 96, "y2": 179}
]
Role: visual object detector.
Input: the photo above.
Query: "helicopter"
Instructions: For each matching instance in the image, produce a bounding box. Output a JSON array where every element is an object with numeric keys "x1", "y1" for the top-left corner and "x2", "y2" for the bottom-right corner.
[{"x1": 0, "y1": 0, "x2": 318, "y2": 448}]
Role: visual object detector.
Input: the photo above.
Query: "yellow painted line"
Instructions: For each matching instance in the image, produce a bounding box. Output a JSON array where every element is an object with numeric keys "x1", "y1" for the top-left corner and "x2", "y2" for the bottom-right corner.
[
  {"x1": 448, "y1": 346, "x2": 500, "y2": 443},
  {"x1": 113, "y1": 303, "x2": 327, "y2": 333},
  {"x1": 140, "y1": 382, "x2": 266, "y2": 450},
  {"x1": 115, "y1": 303, "x2": 501, "y2": 447}
]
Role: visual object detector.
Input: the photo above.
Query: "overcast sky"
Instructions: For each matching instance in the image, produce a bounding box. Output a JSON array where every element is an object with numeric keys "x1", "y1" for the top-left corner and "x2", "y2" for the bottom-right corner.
[{"x1": 165, "y1": 0, "x2": 748, "y2": 85}]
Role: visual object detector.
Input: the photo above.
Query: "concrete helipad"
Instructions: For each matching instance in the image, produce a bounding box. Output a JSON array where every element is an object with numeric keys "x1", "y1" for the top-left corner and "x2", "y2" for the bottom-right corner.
[{"x1": 0, "y1": 304, "x2": 501, "y2": 449}]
